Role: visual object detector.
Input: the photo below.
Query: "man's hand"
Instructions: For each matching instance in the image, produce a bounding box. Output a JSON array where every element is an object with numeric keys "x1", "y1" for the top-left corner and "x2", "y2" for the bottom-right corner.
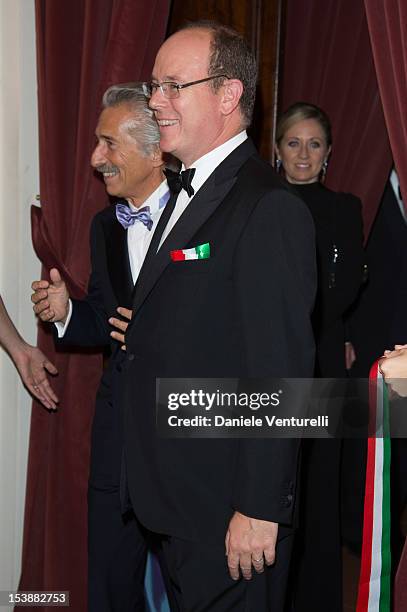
[
  {"x1": 12, "y1": 343, "x2": 59, "y2": 409},
  {"x1": 31, "y1": 268, "x2": 70, "y2": 323},
  {"x1": 109, "y1": 307, "x2": 132, "y2": 350},
  {"x1": 225, "y1": 511, "x2": 278, "y2": 580}
]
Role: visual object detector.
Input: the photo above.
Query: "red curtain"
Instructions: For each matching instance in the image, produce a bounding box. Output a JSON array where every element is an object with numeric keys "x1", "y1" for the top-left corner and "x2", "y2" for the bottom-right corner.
[
  {"x1": 364, "y1": 3, "x2": 407, "y2": 607},
  {"x1": 364, "y1": 0, "x2": 407, "y2": 215},
  {"x1": 280, "y1": 0, "x2": 393, "y2": 238},
  {"x1": 18, "y1": 2, "x2": 170, "y2": 610}
]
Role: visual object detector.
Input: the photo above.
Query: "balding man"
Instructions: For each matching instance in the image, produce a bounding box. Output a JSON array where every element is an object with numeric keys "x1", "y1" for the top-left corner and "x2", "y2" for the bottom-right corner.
[{"x1": 120, "y1": 22, "x2": 316, "y2": 611}]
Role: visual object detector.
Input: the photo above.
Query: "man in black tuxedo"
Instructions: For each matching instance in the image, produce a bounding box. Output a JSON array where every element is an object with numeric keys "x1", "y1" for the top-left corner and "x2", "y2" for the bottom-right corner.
[
  {"x1": 119, "y1": 22, "x2": 316, "y2": 611},
  {"x1": 31, "y1": 84, "x2": 171, "y2": 611}
]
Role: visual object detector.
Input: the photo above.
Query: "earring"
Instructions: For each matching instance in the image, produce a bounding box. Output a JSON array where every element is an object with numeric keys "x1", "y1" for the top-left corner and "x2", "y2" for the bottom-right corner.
[
  {"x1": 321, "y1": 160, "x2": 328, "y2": 181},
  {"x1": 275, "y1": 158, "x2": 282, "y2": 172}
]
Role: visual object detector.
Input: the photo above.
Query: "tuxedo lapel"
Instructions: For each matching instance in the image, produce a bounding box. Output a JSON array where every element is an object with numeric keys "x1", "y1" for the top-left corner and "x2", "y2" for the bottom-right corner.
[
  {"x1": 104, "y1": 208, "x2": 134, "y2": 308},
  {"x1": 132, "y1": 138, "x2": 256, "y2": 315}
]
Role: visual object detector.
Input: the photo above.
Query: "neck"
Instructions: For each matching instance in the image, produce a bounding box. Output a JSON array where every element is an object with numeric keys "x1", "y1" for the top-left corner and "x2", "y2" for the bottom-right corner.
[
  {"x1": 182, "y1": 122, "x2": 244, "y2": 168},
  {"x1": 127, "y1": 168, "x2": 164, "y2": 208}
]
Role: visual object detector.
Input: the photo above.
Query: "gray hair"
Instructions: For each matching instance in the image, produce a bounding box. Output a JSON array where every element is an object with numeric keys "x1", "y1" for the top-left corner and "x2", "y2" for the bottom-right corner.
[{"x1": 102, "y1": 82, "x2": 160, "y2": 156}]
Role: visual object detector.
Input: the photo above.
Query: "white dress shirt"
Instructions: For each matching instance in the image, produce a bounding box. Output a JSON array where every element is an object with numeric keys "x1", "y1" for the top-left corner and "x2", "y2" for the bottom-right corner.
[
  {"x1": 56, "y1": 179, "x2": 169, "y2": 337},
  {"x1": 159, "y1": 130, "x2": 247, "y2": 248},
  {"x1": 127, "y1": 180, "x2": 170, "y2": 281}
]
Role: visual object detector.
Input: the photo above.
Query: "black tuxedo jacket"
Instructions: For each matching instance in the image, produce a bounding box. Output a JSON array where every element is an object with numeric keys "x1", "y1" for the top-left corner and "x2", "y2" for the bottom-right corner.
[
  {"x1": 60, "y1": 205, "x2": 133, "y2": 348},
  {"x1": 121, "y1": 139, "x2": 317, "y2": 543},
  {"x1": 57, "y1": 204, "x2": 133, "y2": 487}
]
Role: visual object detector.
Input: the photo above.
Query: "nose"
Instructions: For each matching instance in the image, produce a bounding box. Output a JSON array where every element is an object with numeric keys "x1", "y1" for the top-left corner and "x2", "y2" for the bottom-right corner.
[
  {"x1": 298, "y1": 142, "x2": 309, "y2": 159},
  {"x1": 148, "y1": 86, "x2": 167, "y2": 111},
  {"x1": 91, "y1": 141, "x2": 106, "y2": 168}
]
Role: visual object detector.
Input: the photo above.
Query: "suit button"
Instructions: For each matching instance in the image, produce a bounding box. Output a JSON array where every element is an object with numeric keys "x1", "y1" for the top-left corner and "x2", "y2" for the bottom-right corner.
[
  {"x1": 127, "y1": 353, "x2": 135, "y2": 361},
  {"x1": 280, "y1": 494, "x2": 293, "y2": 507}
]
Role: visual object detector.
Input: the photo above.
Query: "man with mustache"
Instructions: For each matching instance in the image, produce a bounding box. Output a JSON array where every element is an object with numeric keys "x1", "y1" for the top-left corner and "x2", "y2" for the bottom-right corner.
[
  {"x1": 119, "y1": 21, "x2": 316, "y2": 611},
  {"x1": 31, "y1": 83, "x2": 170, "y2": 611}
]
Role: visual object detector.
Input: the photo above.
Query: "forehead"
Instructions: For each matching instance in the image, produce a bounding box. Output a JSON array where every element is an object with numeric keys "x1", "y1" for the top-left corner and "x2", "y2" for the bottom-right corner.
[
  {"x1": 284, "y1": 118, "x2": 326, "y2": 139},
  {"x1": 96, "y1": 104, "x2": 134, "y2": 135},
  {"x1": 153, "y1": 29, "x2": 212, "y2": 80}
]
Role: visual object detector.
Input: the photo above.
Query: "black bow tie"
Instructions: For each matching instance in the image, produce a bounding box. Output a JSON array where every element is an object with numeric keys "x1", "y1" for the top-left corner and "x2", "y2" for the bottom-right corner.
[{"x1": 164, "y1": 167, "x2": 196, "y2": 197}]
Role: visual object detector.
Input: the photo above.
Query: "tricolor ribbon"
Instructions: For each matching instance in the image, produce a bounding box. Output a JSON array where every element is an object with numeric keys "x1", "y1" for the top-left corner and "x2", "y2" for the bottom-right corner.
[
  {"x1": 356, "y1": 361, "x2": 391, "y2": 612},
  {"x1": 170, "y1": 242, "x2": 210, "y2": 261}
]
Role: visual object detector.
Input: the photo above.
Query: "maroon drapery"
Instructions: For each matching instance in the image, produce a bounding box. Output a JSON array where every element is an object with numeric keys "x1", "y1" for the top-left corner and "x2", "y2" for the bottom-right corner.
[
  {"x1": 364, "y1": 0, "x2": 407, "y2": 215},
  {"x1": 18, "y1": 2, "x2": 170, "y2": 610},
  {"x1": 364, "y1": 3, "x2": 407, "y2": 607},
  {"x1": 280, "y1": 0, "x2": 393, "y2": 238}
]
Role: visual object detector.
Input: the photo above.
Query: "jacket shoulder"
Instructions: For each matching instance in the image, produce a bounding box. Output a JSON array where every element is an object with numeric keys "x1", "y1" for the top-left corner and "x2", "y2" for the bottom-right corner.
[
  {"x1": 238, "y1": 155, "x2": 312, "y2": 221},
  {"x1": 92, "y1": 202, "x2": 116, "y2": 225},
  {"x1": 321, "y1": 185, "x2": 362, "y2": 209},
  {"x1": 243, "y1": 154, "x2": 296, "y2": 194}
]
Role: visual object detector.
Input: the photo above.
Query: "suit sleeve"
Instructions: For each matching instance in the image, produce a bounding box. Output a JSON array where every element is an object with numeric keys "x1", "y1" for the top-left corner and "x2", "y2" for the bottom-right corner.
[
  {"x1": 231, "y1": 188, "x2": 316, "y2": 525},
  {"x1": 57, "y1": 215, "x2": 112, "y2": 348}
]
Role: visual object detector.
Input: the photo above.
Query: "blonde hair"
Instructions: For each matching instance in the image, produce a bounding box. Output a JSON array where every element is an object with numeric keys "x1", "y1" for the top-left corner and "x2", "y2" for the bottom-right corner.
[{"x1": 276, "y1": 102, "x2": 332, "y2": 147}]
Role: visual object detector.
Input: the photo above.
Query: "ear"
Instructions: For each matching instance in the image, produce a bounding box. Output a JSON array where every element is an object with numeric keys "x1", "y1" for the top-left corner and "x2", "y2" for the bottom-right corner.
[
  {"x1": 326, "y1": 145, "x2": 332, "y2": 159},
  {"x1": 274, "y1": 143, "x2": 280, "y2": 158},
  {"x1": 151, "y1": 145, "x2": 164, "y2": 168},
  {"x1": 220, "y1": 79, "x2": 244, "y2": 117}
]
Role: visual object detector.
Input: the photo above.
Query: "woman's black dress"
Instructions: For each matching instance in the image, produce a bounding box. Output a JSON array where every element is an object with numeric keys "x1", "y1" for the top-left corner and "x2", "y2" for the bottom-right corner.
[{"x1": 292, "y1": 182, "x2": 364, "y2": 611}]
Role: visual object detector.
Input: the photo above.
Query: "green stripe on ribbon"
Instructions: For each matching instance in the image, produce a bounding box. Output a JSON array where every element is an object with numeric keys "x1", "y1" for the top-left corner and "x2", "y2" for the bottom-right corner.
[{"x1": 195, "y1": 243, "x2": 210, "y2": 259}]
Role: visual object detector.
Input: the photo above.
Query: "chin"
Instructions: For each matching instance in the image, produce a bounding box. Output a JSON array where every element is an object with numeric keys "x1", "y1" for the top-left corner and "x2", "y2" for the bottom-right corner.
[
  {"x1": 159, "y1": 138, "x2": 176, "y2": 154},
  {"x1": 106, "y1": 186, "x2": 120, "y2": 197},
  {"x1": 292, "y1": 175, "x2": 314, "y2": 184}
]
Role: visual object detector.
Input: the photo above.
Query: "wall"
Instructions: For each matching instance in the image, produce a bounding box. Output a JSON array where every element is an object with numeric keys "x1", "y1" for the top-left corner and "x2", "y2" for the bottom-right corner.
[{"x1": 0, "y1": 0, "x2": 39, "y2": 604}]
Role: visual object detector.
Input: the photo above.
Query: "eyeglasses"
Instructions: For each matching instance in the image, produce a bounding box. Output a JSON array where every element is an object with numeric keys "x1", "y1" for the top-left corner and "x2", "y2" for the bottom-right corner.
[{"x1": 143, "y1": 75, "x2": 229, "y2": 99}]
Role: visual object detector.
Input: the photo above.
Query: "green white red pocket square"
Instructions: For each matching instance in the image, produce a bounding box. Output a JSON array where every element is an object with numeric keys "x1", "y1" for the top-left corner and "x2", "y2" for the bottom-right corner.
[{"x1": 170, "y1": 242, "x2": 210, "y2": 261}]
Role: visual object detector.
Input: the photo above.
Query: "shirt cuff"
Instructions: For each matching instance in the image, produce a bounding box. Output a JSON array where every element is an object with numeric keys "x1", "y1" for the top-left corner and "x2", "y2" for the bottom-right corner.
[{"x1": 54, "y1": 300, "x2": 73, "y2": 338}]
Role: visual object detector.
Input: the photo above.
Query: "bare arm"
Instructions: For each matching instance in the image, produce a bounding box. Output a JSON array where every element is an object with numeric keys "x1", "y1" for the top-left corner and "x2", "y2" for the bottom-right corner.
[{"x1": 0, "y1": 296, "x2": 58, "y2": 409}]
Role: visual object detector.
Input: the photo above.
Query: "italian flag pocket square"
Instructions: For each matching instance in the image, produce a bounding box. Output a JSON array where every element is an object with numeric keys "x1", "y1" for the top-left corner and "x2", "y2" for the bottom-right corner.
[{"x1": 170, "y1": 242, "x2": 210, "y2": 261}]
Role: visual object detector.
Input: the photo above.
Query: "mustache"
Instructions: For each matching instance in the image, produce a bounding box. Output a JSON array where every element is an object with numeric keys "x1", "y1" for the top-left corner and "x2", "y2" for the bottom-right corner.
[{"x1": 95, "y1": 164, "x2": 119, "y2": 173}]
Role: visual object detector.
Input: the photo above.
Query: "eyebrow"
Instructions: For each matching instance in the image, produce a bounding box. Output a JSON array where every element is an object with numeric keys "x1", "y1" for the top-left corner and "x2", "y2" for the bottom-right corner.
[
  {"x1": 151, "y1": 75, "x2": 183, "y2": 82},
  {"x1": 97, "y1": 133, "x2": 117, "y2": 142},
  {"x1": 286, "y1": 135, "x2": 323, "y2": 140}
]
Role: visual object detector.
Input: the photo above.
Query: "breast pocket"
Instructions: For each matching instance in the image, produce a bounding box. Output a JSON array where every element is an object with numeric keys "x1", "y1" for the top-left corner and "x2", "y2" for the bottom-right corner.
[{"x1": 168, "y1": 257, "x2": 213, "y2": 277}]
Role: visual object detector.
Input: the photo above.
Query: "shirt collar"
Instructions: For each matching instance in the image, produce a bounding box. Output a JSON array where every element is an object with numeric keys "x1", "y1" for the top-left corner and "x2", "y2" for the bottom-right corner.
[
  {"x1": 127, "y1": 179, "x2": 169, "y2": 214},
  {"x1": 181, "y1": 131, "x2": 247, "y2": 197}
]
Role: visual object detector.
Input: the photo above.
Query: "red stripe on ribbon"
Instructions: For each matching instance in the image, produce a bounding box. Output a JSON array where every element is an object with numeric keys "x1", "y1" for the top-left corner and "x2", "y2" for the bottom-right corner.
[
  {"x1": 170, "y1": 250, "x2": 186, "y2": 261},
  {"x1": 356, "y1": 361, "x2": 379, "y2": 612}
]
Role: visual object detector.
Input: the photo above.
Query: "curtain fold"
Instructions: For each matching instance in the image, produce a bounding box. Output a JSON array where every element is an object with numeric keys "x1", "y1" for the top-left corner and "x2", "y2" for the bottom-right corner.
[
  {"x1": 364, "y1": 0, "x2": 407, "y2": 216},
  {"x1": 18, "y1": 2, "x2": 170, "y2": 610},
  {"x1": 280, "y1": 0, "x2": 392, "y2": 238},
  {"x1": 364, "y1": 3, "x2": 407, "y2": 607}
]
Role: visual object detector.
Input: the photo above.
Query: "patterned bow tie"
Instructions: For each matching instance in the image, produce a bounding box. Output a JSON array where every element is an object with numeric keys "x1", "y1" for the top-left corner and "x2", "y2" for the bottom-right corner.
[
  {"x1": 164, "y1": 167, "x2": 196, "y2": 197},
  {"x1": 115, "y1": 203, "x2": 153, "y2": 230}
]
